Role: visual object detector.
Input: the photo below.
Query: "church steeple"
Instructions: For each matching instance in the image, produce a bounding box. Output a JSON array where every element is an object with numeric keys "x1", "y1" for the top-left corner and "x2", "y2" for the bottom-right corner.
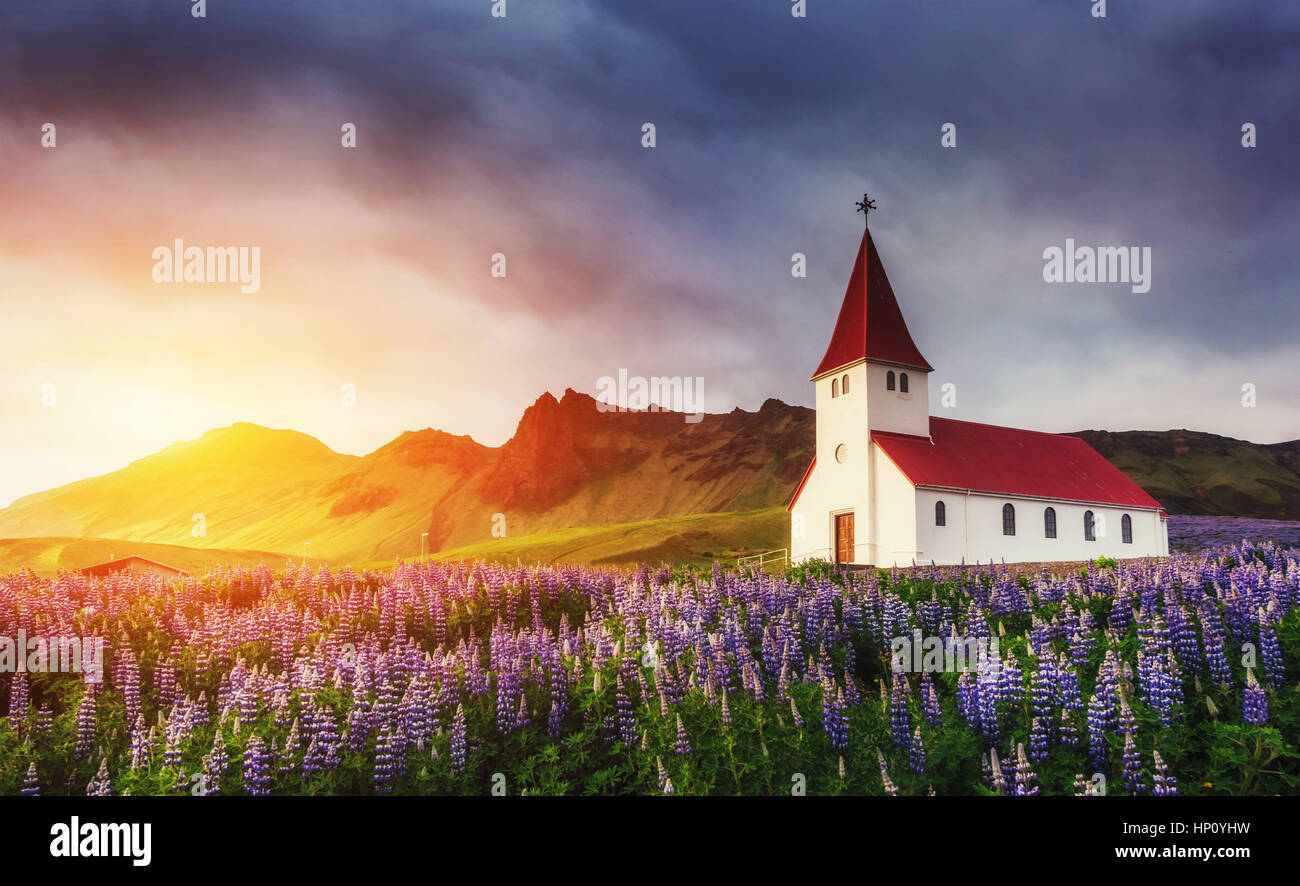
[{"x1": 812, "y1": 205, "x2": 932, "y2": 380}]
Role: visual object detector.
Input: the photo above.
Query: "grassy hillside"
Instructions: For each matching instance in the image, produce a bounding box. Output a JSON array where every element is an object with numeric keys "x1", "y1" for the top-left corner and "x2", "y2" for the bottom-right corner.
[
  {"x1": 359, "y1": 507, "x2": 790, "y2": 570},
  {"x1": 1068, "y1": 430, "x2": 1300, "y2": 519},
  {"x1": 0, "y1": 536, "x2": 302, "y2": 577},
  {"x1": 0, "y1": 394, "x2": 812, "y2": 562}
]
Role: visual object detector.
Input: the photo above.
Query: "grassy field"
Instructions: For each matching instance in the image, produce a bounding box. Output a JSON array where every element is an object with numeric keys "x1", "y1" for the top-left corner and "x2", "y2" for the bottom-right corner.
[
  {"x1": 0, "y1": 536, "x2": 308, "y2": 577},
  {"x1": 10, "y1": 514, "x2": 1289, "y2": 578},
  {"x1": 357, "y1": 507, "x2": 789, "y2": 570}
]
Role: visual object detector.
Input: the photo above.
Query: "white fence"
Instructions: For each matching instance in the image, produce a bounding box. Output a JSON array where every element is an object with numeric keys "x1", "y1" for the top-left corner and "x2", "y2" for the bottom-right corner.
[{"x1": 736, "y1": 548, "x2": 788, "y2": 571}]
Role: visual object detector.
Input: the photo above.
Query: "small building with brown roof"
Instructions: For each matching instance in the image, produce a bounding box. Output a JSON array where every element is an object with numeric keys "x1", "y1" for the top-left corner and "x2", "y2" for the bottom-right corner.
[{"x1": 79, "y1": 555, "x2": 188, "y2": 580}]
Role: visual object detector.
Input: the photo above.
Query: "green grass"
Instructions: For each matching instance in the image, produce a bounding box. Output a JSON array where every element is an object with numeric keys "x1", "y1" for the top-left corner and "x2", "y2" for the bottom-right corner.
[
  {"x1": 0, "y1": 536, "x2": 304, "y2": 577},
  {"x1": 359, "y1": 507, "x2": 789, "y2": 570}
]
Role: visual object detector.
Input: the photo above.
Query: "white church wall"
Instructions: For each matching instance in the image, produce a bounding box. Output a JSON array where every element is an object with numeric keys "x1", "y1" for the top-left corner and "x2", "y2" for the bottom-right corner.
[
  {"x1": 869, "y1": 444, "x2": 917, "y2": 566},
  {"x1": 792, "y1": 362, "x2": 874, "y2": 563},
  {"x1": 815, "y1": 361, "x2": 870, "y2": 470},
  {"x1": 865, "y1": 363, "x2": 929, "y2": 437},
  {"x1": 914, "y1": 488, "x2": 969, "y2": 565},
  {"x1": 915, "y1": 488, "x2": 1166, "y2": 564},
  {"x1": 789, "y1": 475, "x2": 833, "y2": 563}
]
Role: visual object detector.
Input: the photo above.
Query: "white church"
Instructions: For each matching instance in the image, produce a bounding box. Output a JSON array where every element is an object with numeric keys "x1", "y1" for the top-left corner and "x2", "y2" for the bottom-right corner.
[{"x1": 789, "y1": 208, "x2": 1169, "y2": 567}]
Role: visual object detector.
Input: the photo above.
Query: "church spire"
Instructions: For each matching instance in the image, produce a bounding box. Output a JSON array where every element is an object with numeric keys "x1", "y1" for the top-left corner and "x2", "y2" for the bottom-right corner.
[
  {"x1": 854, "y1": 193, "x2": 877, "y2": 226},
  {"x1": 811, "y1": 204, "x2": 932, "y2": 380}
]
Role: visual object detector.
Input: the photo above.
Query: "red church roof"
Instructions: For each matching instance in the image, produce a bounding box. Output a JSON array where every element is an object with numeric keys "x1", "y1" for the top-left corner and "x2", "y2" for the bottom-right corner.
[
  {"x1": 812, "y1": 227, "x2": 932, "y2": 379},
  {"x1": 872, "y1": 418, "x2": 1164, "y2": 510}
]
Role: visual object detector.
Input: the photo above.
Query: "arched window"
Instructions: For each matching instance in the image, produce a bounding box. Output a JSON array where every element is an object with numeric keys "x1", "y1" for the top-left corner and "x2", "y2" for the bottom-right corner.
[
  {"x1": 1121, "y1": 513, "x2": 1132, "y2": 544},
  {"x1": 1002, "y1": 503, "x2": 1016, "y2": 536},
  {"x1": 1084, "y1": 510, "x2": 1096, "y2": 541},
  {"x1": 900, "y1": 372, "x2": 909, "y2": 393},
  {"x1": 935, "y1": 500, "x2": 946, "y2": 527},
  {"x1": 842, "y1": 374, "x2": 850, "y2": 395},
  {"x1": 831, "y1": 378, "x2": 839, "y2": 398},
  {"x1": 886, "y1": 370, "x2": 896, "y2": 391},
  {"x1": 1043, "y1": 507, "x2": 1057, "y2": 538}
]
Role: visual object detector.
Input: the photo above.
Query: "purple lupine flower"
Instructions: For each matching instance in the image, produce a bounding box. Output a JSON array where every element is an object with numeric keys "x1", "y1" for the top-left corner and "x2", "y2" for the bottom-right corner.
[
  {"x1": 1243, "y1": 668, "x2": 1269, "y2": 725},
  {"x1": 345, "y1": 706, "x2": 369, "y2": 755},
  {"x1": 1258, "y1": 606, "x2": 1285, "y2": 688},
  {"x1": 1152, "y1": 750, "x2": 1178, "y2": 796},
  {"x1": 129, "y1": 715, "x2": 150, "y2": 770},
  {"x1": 33, "y1": 704, "x2": 53, "y2": 739},
  {"x1": 988, "y1": 749, "x2": 1006, "y2": 796},
  {"x1": 372, "y1": 727, "x2": 397, "y2": 795},
  {"x1": 877, "y1": 748, "x2": 898, "y2": 797},
  {"x1": 450, "y1": 703, "x2": 468, "y2": 773},
  {"x1": 279, "y1": 717, "x2": 301, "y2": 775},
  {"x1": 1117, "y1": 694, "x2": 1137, "y2": 736},
  {"x1": 494, "y1": 665, "x2": 522, "y2": 735},
  {"x1": 162, "y1": 704, "x2": 185, "y2": 771},
  {"x1": 1059, "y1": 708, "x2": 1079, "y2": 748},
  {"x1": 545, "y1": 644, "x2": 568, "y2": 737},
  {"x1": 73, "y1": 689, "x2": 96, "y2": 761},
  {"x1": 890, "y1": 672, "x2": 911, "y2": 749},
  {"x1": 1121, "y1": 733, "x2": 1146, "y2": 795},
  {"x1": 1199, "y1": 605, "x2": 1232, "y2": 687},
  {"x1": 615, "y1": 674, "x2": 637, "y2": 746},
  {"x1": 976, "y1": 669, "x2": 1000, "y2": 749},
  {"x1": 674, "y1": 714, "x2": 691, "y2": 755},
  {"x1": 1029, "y1": 716, "x2": 1050, "y2": 763},
  {"x1": 1029, "y1": 643, "x2": 1055, "y2": 714},
  {"x1": 301, "y1": 708, "x2": 340, "y2": 776},
  {"x1": 515, "y1": 693, "x2": 530, "y2": 732},
  {"x1": 1168, "y1": 604, "x2": 1201, "y2": 672},
  {"x1": 21, "y1": 762, "x2": 40, "y2": 796},
  {"x1": 1055, "y1": 654, "x2": 1084, "y2": 712},
  {"x1": 243, "y1": 735, "x2": 271, "y2": 796},
  {"x1": 789, "y1": 696, "x2": 804, "y2": 728},
  {"x1": 998, "y1": 649, "x2": 1023, "y2": 705},
  {"x1": 203, "y1": 730, "x2": 230, "y2": 795},
  {"x1": 1012, "y1": 743, "x2": 1039, "y2": 796},
  {"x1": 7, "y1": 671, "x2": 27, "y2": 735},
  {"x1": 1087, "y1": 690, "x2": 1111, "y2": 772},
  {"x1": 190, "y1": 691, "x2": 211, "y2": 729},
  {"x1": 908, "y1": 727, "x2": 925, "y2": 777},
  {"x1": 120, "y1": 649, "x2": 141, "y2": 730},
  {"x1": 86, "y1": 758, "x2": 112, "y2": 797},
  {"x1": 821, "y1": 677, "x2": 848, "y2": 751},
  {"x1": 956, "y1": 668, "x2": 980, "y2": 730},
  {"x1": 919, "y1": 672, "x2": 942, "y2": 726}
]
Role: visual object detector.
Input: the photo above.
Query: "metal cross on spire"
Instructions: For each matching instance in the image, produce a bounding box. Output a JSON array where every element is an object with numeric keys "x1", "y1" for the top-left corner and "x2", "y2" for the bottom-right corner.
[{"x1": 855, "y1": 193, "x2": 877, "y2": 226}]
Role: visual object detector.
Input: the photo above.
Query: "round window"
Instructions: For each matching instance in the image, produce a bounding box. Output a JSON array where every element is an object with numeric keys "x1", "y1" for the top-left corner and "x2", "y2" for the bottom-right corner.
[{"x1": 834, "y1": 444, "x2": 848, "y2": 463}]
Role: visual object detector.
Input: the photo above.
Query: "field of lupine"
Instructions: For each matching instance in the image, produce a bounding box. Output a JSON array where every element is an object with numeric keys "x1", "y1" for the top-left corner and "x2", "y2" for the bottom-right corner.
[
  {"x1": 1168, "y1": 515, "x2": 1300, "y2": 553},
  {"x1": 0, "y1": 542, "x2": 1297, "y2": 796}
]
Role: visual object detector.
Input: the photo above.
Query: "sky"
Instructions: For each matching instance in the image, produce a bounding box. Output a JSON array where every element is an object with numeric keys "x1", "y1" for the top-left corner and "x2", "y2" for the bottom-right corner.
[{"x1": 0, "y1": 0, "x2": 1296, "y2": 508}]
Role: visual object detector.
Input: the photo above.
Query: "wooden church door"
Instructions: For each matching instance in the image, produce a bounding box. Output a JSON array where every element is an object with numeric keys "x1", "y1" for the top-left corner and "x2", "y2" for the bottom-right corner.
[{"x1": 835, "y1": 513, "x2": 855, "y2": 564}]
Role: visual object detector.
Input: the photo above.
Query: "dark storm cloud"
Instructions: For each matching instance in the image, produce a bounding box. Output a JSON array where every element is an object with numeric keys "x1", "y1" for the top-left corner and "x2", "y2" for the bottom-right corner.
[{"x1": 1, "y1": 0, "x2": 1295, "y2": 438}]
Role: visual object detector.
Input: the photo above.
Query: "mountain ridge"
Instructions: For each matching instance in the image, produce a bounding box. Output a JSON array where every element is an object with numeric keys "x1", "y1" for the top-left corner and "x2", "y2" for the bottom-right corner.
[
  {"x1": 0, "y1": 390, "x2": 815, "y2": 561},
  {"x1": 0, "y1": 393, "x2": 1294, "y2": 564}
]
